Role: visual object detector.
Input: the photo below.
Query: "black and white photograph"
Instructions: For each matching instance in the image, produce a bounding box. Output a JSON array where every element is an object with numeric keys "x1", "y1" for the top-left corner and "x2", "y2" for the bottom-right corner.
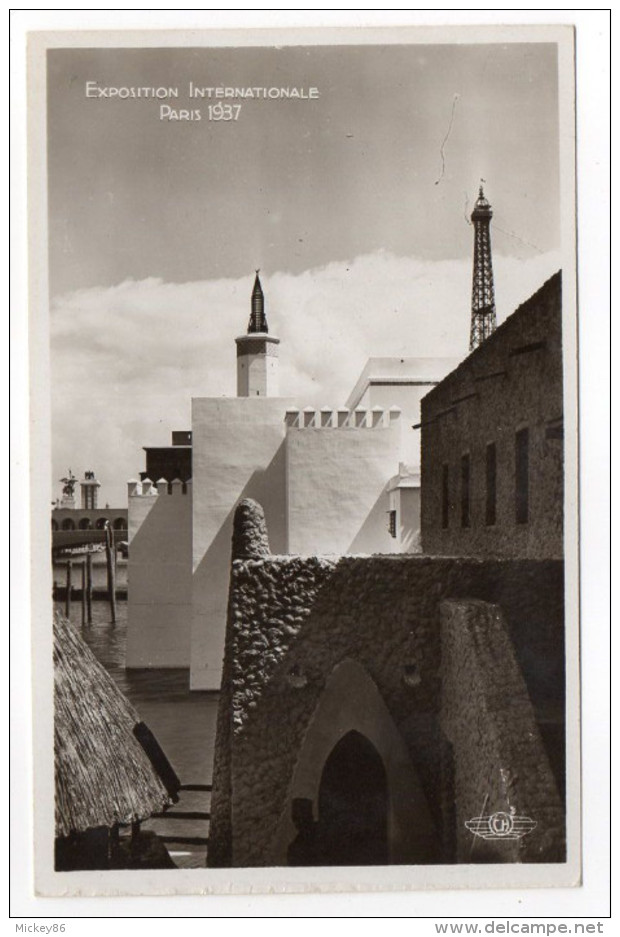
[{"x1": 18, "y1": 17, "x2": 604, "y2": 910}]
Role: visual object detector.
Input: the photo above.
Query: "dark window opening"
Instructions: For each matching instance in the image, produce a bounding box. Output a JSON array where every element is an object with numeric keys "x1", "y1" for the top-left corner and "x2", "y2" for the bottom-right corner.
[
  {"x1": 441, "y1": 464, "x2": 449, "y2": 529},
  {"x1": 515, "y1": 428, "x2": 529, "y2": 524},
  {"x1": 461, "y1": 454, "x2": 470, "y2": 528},
  {"x1": 388, "y1": 510, "x2": 397, "y2": 538},
  {"x1": 485, "y1": 443, "x2": 497, "y2": 526}
]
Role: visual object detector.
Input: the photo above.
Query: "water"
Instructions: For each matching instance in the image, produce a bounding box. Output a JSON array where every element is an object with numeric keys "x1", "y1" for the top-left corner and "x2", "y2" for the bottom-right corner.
[
  {"x1": 53, "y1": 555, "x2": 128, "y2": 592},
  {"x1": 58, "y1": 599, "x2": 219, "y2": 869}
]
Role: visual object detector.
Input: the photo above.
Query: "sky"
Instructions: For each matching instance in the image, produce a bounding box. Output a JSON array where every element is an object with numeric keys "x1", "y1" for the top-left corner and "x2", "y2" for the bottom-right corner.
[{"x1": 47, "y1": 41, "x2": 562, "y2": 506}]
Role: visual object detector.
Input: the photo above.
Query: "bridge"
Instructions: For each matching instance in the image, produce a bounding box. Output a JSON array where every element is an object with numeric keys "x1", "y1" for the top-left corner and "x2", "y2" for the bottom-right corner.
[{"x1": 52, "y1": 528, "x2": 127, "y2": 556}]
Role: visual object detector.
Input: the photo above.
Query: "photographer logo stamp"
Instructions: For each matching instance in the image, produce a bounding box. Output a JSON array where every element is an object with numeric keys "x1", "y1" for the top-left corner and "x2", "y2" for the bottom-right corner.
[{"x1": 465, "y1": 806, "x2": 537, "y2": 842}]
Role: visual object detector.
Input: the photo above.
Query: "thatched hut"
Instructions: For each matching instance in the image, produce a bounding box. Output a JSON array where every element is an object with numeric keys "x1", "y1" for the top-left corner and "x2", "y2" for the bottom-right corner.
[{"x1": 54, "y1": 613, "x2": 180, "y2": 870}]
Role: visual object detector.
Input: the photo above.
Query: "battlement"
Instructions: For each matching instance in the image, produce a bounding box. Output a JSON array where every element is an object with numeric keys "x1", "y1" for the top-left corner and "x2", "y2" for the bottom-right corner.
[
  {"x1": 284, "y1": 406, "x2": 402, "y2": 429},
  {"x1": 127, "y1": 477, "x2": 192, "y2": 497}
]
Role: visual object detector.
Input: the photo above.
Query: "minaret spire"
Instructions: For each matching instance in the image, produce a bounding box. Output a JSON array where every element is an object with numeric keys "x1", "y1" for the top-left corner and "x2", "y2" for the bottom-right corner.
[
  {"x1": 469, "y1": 183, "x2": 497, "y2": 351},
  {"x1": 248, "y1": 269, "x2": 268, "y2": 334},
  {"x1": 236, "y1": 270, "x2": 280, "y2": 397}
]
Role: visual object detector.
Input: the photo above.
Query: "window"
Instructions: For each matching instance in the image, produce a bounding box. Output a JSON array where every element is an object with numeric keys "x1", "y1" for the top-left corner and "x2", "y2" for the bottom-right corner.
[
  {"x1": 461, "y1": 454, "x2": 470, "y2": 528},
  {"x1": 485, "y1": 443, "x2": 497, "y2": 526},
  {"x1": 388, "y1": 510, "x2": 397, "y2": 538},
  {"x1": 441, "y1": 464, "x2": 449, "y2": 529},
  {"x1": 79, "y1": 518, "x2": 92, "y2": 530},
  {"x1": 515, "y1": 428, "x2": 529, "y2": 524}
]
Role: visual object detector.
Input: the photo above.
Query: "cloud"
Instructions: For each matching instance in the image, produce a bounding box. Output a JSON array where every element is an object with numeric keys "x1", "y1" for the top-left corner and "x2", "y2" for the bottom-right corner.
[{"x1": 51, "y1": 248, "x2": 561, "y2": 505}]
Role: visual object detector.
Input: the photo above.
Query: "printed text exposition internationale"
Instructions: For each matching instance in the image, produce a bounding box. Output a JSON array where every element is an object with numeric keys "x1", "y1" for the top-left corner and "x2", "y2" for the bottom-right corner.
[{"x1": 85, "y1": 83, "x2": 320, "y2": 100}]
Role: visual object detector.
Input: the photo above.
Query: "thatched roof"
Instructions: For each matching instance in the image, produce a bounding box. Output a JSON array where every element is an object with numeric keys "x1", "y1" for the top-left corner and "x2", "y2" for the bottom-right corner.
[{"x1": 54, "y1": 613, "x2": 178, "y2": 838}]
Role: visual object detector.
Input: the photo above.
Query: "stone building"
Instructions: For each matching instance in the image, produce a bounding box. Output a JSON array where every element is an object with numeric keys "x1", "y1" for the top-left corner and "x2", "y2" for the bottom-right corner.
[
  {"x1": 126, "y1": 273, "x2": 456, "y2": 687},
  {"x1": 207, "y1": 499, "x2": 565, "y2": 867},
  {"x1": 420, "y1": 272, "x2": 563, "y2": 558},
  {"x1": 206, "y1": 268, "x2": 568, "y2": 867}
]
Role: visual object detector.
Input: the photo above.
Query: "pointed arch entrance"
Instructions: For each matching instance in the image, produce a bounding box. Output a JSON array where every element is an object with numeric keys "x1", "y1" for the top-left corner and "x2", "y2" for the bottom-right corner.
[
  {"x1": 269, "y1": 658, "x2": 440, "y2": 865},
  {"x1": 318, "y1": 730, "x2": 388, "y2": 866}
]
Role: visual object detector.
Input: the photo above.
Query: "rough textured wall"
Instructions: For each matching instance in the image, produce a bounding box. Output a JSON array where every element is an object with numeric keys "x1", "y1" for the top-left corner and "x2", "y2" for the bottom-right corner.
[
  {"x1": 230, "y1": 498, "x2": 271, "y2": 560},
  {"x1": 440, "y1": 599, "x2": 565, "y2": 862},
  {"x1": 209, "y1": 497, "x2": 284, "y2": 868},
  {"x1": 421, "y1": 272, "x2": 563, "y2": 558},
  {"x1": 209, "y1": 504, "x2": 565, "y2": 867}
]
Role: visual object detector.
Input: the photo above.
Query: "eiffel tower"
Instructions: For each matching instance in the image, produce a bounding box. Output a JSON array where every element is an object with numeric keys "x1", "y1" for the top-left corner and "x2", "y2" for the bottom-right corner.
[{"x1": 469, "y1": 184, "x2": 497, "y2": 351}]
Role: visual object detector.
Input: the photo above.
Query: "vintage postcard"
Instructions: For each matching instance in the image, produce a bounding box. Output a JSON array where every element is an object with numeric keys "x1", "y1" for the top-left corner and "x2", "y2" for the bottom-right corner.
[{"x1": 25, "y1": 22, "x2": 583, "y2": 901}]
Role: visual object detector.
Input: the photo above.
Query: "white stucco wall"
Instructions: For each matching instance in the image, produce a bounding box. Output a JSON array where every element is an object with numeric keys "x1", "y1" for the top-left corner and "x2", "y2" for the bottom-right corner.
[
  {"x1": 388, "y1": 479, "x2": 421, "y2": 553},
  {"x1": 126, "y1": 478, "x2": 193, "y2": 668},
  {"x1": 237, "y1": 350, "x2": 279, "y2": 398},
  {"x1": 235, "y1": 334, "x2": 280, "y2": 397},
  {"x1": 285, "y1": 408, "x2": 403, "y2": 556},
  {"x1": 190, "y1": 396, "x2": 296, "y2": 690},
  {"x1": 345, "y1": 358, "x2": 460, "y2": 467}
]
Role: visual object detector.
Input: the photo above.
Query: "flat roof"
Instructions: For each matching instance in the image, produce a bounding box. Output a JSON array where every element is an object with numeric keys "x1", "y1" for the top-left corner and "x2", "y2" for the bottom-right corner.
[{"x1": 345, "y1": 357, "x2": 461, "y2": 410}]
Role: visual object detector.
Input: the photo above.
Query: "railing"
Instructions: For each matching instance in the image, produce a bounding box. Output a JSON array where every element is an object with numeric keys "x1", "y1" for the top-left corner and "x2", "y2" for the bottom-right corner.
[{"x1": 53, "y1": 528, "x2": 126, "y2": 550}]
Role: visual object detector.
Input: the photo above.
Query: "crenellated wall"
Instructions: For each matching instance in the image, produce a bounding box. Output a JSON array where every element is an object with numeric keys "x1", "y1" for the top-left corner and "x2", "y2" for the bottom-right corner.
[
  {"x1": 127, "y1": 363, "x2": 449, "y2": 681},
  {"x1": 126, "y1": 477, "x2": 193, "y2": 668},
  {"x1": 189, "y1": 399, "x2": 415, "y2": 689},
  {"x1": 208, "y1": 500, "x2": 565, "y2": 868},
  {"x1": 285, "y1": 406, "x2": 404, "y2": 555}
]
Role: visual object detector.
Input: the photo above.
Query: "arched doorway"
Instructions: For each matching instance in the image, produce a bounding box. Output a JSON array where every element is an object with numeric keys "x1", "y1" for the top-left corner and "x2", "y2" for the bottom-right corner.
[
  {"x1": 317, "y1": 730, "x2": 388, "y2": 866},
  {"x1": 270, "y1": 660, "x2": 440, "y2": 867}
]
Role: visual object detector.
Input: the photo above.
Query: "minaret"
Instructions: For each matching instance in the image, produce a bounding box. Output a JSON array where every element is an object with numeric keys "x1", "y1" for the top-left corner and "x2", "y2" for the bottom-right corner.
[
  {"x1": 235, "y1": 271, "x2": 280, "y2": 397},
  {"x1": 469, "y1": 184, "x2": 497, "y2": 351}
]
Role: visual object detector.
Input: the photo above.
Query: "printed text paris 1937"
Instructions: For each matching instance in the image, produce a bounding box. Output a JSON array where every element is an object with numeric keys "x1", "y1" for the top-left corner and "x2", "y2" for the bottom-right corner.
[{"x1": 84, "y1": 81, "x2": 321, "y2": 122}]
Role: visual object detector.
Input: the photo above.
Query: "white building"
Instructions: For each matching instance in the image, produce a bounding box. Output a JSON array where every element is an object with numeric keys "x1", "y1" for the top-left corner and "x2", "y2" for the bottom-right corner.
[{"x1": 126, "y1": 273, "x2": 458, "y2": 689}]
